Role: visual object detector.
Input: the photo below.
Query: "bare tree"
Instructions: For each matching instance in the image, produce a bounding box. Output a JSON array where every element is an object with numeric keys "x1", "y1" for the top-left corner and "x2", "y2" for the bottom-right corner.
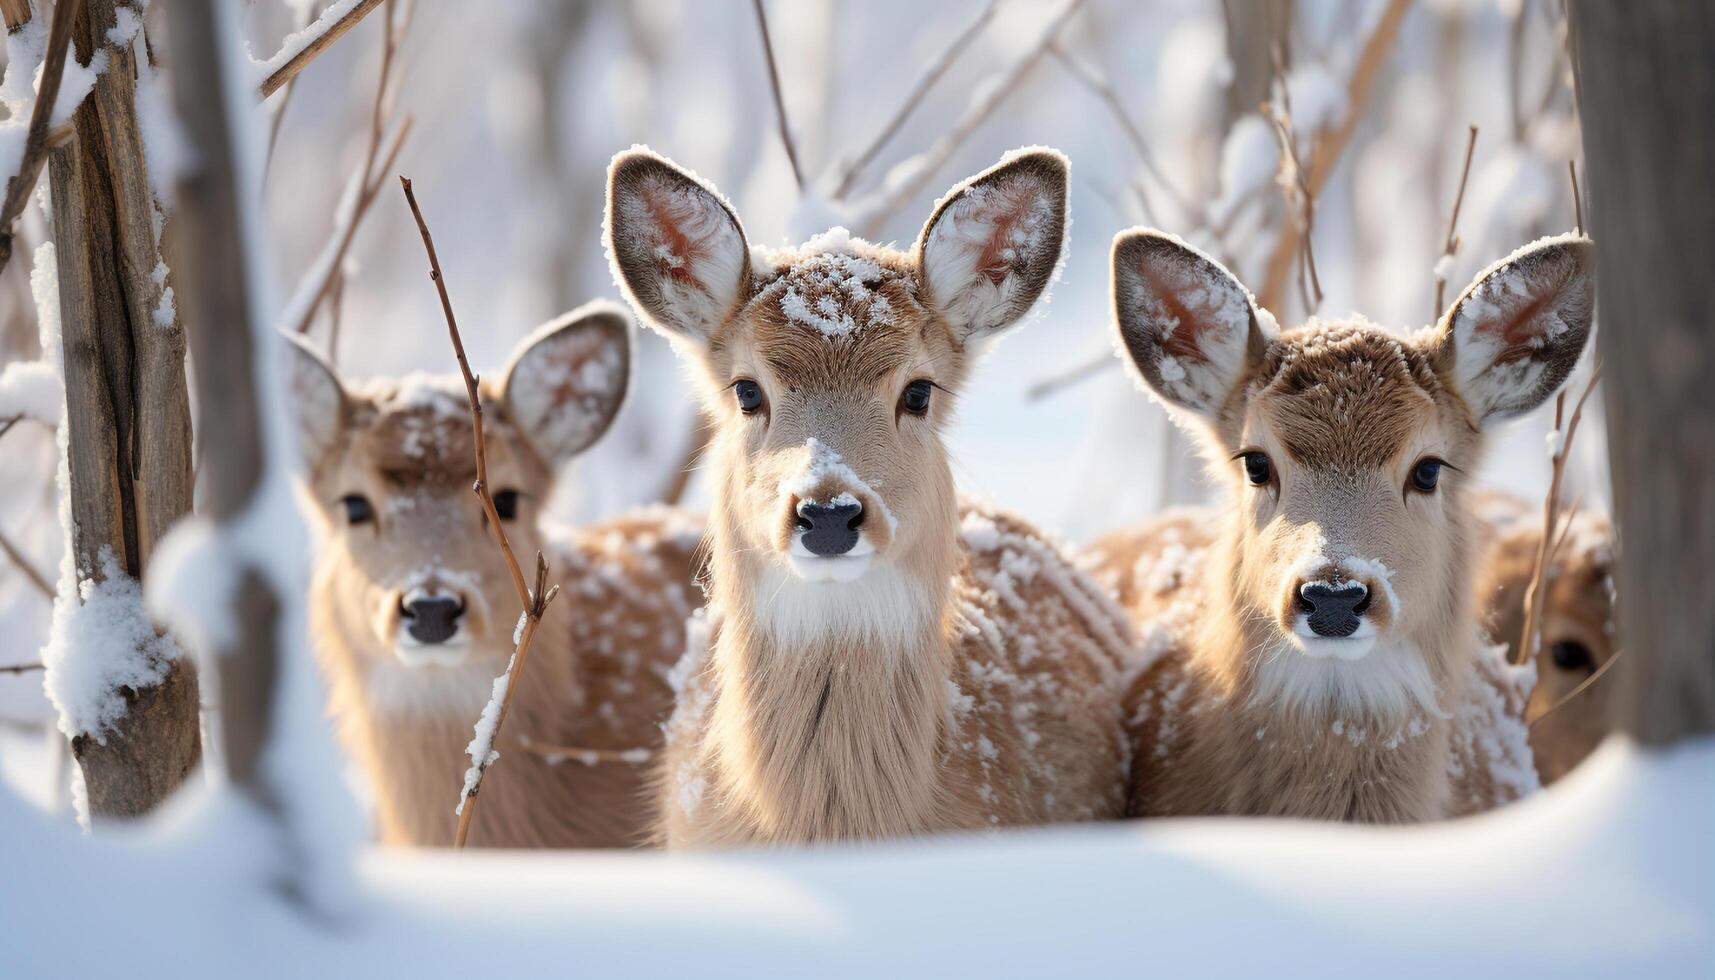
[
  {"x1": 46, "y1": 0, "x2": 199, "y2": 817},
  {"x1": 1570, "y1": 2, "x2": 1715, "y2": 743}
]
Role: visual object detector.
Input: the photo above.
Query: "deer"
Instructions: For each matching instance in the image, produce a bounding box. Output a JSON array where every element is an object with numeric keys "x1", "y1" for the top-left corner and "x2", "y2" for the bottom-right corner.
[
  {"x1": 603, "y1": 146, "x2": 1134, "y2": 847},
  {"x1": 1470, "y1": 490, "x2": 1617, "y2": 784},
  {"x1": 1084, "y1": 229, "x2": 1594, "y2": 823},
  {"x1": 285, "y1": 301, "x2": 704, "y2": 847}
]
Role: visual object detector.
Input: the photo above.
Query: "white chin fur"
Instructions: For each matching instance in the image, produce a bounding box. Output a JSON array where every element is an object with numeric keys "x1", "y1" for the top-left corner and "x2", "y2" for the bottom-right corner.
[
  {"x1": 392, "y1": 636, "x2": 473, "y2": 668},
  {"x1": 787, "y1": 532, "x2": 875, "y2": 583}
]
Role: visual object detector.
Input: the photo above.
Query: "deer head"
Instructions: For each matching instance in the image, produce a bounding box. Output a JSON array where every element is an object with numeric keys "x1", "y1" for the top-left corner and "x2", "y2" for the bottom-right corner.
[
  {"x1": 285, "y1": 302, "x2": 631, "y2": 672},
  {"x1": 1111, "y1": 230, "x2": 1594, "y2": 714},
  {"x1": 605, "y1": 146, "x2": 1067, "y2": 635}
]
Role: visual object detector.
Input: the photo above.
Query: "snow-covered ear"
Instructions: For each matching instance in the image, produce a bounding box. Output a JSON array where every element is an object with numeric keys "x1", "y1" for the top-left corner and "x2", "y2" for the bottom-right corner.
[
  {"x1": 1110, "y1": 229, "x2": 1268, "y2": 420},
  {"x1": 500, "y1": 300, "x2": 632, "y2": 466},
  {"x1": 604, "y1": 147, "x2": 750, "y2": 345},
  {"x1": 915, "y1": 147, "x2": 1069, "y2": 343},
  {"x1": 281, "y1": 331, "x2": 346, "y2": 473},
  {"x1": 1430, "y1": 234, "x2": 1594, "y2": 424}
]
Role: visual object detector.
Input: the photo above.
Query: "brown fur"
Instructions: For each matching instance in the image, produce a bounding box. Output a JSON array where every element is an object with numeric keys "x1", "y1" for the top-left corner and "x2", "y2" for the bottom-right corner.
[
  {"x1": 608, "y1": 147, "x2": 1130, "y2": 846},
  {"x1": 1095, "y1": 230, "x2": 1593, "y2": 823},
  {"x1": 291, "y1": 313, "x2": 705, "y2": 848}
]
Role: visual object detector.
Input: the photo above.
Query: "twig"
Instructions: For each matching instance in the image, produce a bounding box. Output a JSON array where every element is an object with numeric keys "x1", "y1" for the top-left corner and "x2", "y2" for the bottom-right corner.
[
  {"x1": 1257, "y1": 0, "x2": 1412, "y2": 314},
  {"x1": 660, "y1": 414, "x2": 711, "y2": 506},
  {"x1": 0, "y1": 414, "x2": 21, "y2": 440},
  {"x1": 398, "y1": 176, "x2": 560, "y2": 849},
  {"x1": 1529, "y1": 646, "x2": 1624, "y2": 729},
  {"x1": 0, "y1": 526, "x2": 53, "y2": 600},
  {"x1": 751, "y1": 0, "x2": 804, "y2": 192},
  {"x1": 0, "y1": 0, "x2": 77, "y2": 278},
  {"x1": 0, "y1": 661, "x2": 44, "y2": 674},
  {"x1": 1516, "y1": 360, "x2": 1603, "y2": 666},
  {"x1": 1048, "y1": 41, "x2": 1196, "y2": 223},
  {"x1": 1569, "y1": 159, "x2": 1584, "y2": 235},
  {"x1": 261, "y1": 0, "x2": 320, "y2": 188},
  {"x1": 1433, "y1": 125, "x2": 1479, "y2": 321},
  {"x1": 834, "y1": 0, "x2": 1001, "y2": 200},
  {"x1": 1265, "y1": 69, "x2": 1324, "y2": 315},
  {"x1": 1027, "y1": 348, "x2": 1117, "y2": 402},
  {"x1": 259, "y1": 0, "x2": 387, "y2": 100},
  {"x1": 856, "y1": 0, "x2": 1088, "y2": 239},
  {"x1": 507, "y1": 737, "x2": 655, "y2": 766}
]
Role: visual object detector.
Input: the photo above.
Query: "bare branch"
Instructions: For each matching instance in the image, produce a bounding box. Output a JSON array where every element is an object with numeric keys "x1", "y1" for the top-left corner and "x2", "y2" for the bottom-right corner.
[
  {"x1": 1048, "y1": 41, "x2": 1196, "y2": 223},
  {"x1": 1569, "y1": 159, "x2": 1584, "y2": 235},
  {"x1": 508, "y1": 737, "x2": 655, "y2": 766},
  {"x1": 0, "y1": 661, "x2": 44, "y2": 675},
  {"x1": 751, "y1": 0, "x2": 805, "y2": 192},
  {"x1": 1257, "y1": 0, "x2": 1413, "y2": 314},
  {"x1": 0, "y1": 526, "x2": 53, "y2": 600},
  {"x1": 0, "y1": 0, "x2": 78, "y2": 278},
  {"x1": 398, "y1": 176, "x2": 561, "y2": 848},
  {"x1": 856, "y1": 0, "x2": 1088, "y2": 239},
  {"x1": 659, "y1": 414, "x2": 711, "y2": 506},
  {"x1": 1026, "y1": 348, "x2": 1117, "y2": 402},
  {"x1": 1516, "y1": 360, "x2": 1604, "y2": 666},
  {"x1": 259, "y1": 0, "x2": 387, "y2": 100},
  {"x1": 1529, "y1": 646, "x2": 1624, "y2": 729},
  {"x1": 834, "y1": 0, "x2": 1001, "y2": 199},
  {"x1": 1433, "y1": 125, "x2": 1479, "y2": 321}
]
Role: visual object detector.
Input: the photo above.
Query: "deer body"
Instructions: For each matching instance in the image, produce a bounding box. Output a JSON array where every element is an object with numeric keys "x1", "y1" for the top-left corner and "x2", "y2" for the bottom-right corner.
[
  {"x1": 607, "y1": 147, "x2": 1130, "y2": 846},
  {"x1": 1095, "y1": 231, "x2": 1595, "y2": 823},
  {"x1": 290, "y1": 304, "x2": 704, "y2": 847}
]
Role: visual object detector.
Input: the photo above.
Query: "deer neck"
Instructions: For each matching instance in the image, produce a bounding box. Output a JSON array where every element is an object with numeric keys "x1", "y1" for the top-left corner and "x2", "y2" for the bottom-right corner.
[{"x1": 701, "y1": 507, "x2": 956, "y2": 841}]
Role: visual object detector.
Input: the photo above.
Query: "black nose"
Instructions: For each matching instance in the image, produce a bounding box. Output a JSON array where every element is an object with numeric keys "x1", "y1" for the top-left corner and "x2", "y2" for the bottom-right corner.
[
  {"x1": 1298, "y1": 582, "x2": 1371, "y2": 638},
  {"x1": 796, "y1": 499, "x2": 864, "y2": 557},
  {"x1": 402, "y1": 596, "x2": 465, "y2": 644}
]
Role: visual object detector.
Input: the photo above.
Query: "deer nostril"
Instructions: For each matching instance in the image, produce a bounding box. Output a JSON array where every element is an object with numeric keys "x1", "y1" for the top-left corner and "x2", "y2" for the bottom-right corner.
[
  {"x1": 1298, "y1": 582, "x2": 1370, "y2": 638},
  {"x1": 796, "y1": 499, "x2": 864, "y2": 557},
  {"x1": 402, "y1": 596, "x2": 465, "y2": 645}
]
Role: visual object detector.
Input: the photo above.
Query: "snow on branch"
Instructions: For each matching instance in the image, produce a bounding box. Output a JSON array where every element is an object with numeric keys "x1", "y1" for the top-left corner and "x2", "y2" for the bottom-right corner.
[
  {"x1": 257, "y1": 0, "x2": 387, "y2": 100},
  {"x1": 397, "y1": 176, "x2": 562, "y2": 849},
  {"x1": 0, "y1": 0, "x2": 76, "y2": 277}
]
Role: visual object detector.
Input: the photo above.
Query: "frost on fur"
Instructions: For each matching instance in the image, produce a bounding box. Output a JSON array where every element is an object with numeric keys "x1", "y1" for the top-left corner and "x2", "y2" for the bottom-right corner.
[
  {"x1": 1436, "y1": 233, "x2": 1595, "y2": 422},
  {"x1": 604, "y1": 147, "x2": 749, "y2": 343},
  {"x1": 917, "y1": 147, "x2": 1069, "y2": 342},
  {"x1": 1110, "y1": 229, "x2": 1263, "y2": 417},
  {"x1": 501, "y1": 301, "x2": 632, "y2": 465}
]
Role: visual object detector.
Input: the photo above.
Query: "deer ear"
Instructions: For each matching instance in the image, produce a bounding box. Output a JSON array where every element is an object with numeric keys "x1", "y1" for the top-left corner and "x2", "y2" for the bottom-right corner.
[
  {"x1": 1110, "y1": 229, "x2": 1268, "y2": 419},
  {"x1": 604, "y1": 147, "x2": 750, "y2": 345},
  {"x1": 915, "y1": 147, "x2": 1069, "y2": 343},
  {"x1": 281, "y1": 332, "x2": 346, "y2": 473},
  {"x1": 501, "y1": 300, "x2": 632, "y2": 466},
  {"x1": 1432, "y1": 234, "x2": 1595, "y2": 423}
]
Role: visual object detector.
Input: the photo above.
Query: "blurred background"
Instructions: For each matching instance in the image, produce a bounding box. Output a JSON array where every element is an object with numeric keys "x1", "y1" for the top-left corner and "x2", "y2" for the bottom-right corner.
[{"x1": 0, "y1": 0, "x2": 1604, "y2": 806}]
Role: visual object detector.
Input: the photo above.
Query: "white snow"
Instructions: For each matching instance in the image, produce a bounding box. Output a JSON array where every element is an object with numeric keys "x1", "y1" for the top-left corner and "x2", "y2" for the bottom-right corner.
[
  {"x1": 252, "y1": 0, "x2": 372, "y2": 78},
  {"x1": 0, "y1": 360, "x2": 62, "y2": 424},
  {"x1": 456, "y1": 653, "x2": 512, "y2": 816},
  {"x1": 777, "y1": 437, "x2": 898, "y2": 533}
]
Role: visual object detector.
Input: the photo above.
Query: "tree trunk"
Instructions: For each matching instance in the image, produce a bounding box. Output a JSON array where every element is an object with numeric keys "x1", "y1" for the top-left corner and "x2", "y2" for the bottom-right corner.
[
  {"x1": 1569, "y1": 2, "x2": 1715, "y2": 744},
  {"x1": 48, "y1": 0, "x2": 200, "y2": 816}
]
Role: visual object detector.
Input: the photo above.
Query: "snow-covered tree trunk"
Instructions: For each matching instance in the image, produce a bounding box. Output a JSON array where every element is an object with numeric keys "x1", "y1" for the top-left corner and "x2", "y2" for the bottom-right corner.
[
  {"x1": 45, "y1": 0, "x2": 199, "y2": 817},
  {"x1": 1569, "y1": 2, "x2": 1715, "y2": 744}
]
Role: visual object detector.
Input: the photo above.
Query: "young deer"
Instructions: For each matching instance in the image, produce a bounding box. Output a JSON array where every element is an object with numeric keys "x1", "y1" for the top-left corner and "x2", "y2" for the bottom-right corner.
[
  {"x1": 605, "y1": 147, "x2": 1133, "y2": 846},
  {"x1": 287, "y1": 302, "x2": 704, "y2": 847},
  {"x1": 1087, "y1": 231, "x2": 1594, "y2": 822},
  {"x1": 1471, "y1": 490, "x2": 1616, "y2": 784}
]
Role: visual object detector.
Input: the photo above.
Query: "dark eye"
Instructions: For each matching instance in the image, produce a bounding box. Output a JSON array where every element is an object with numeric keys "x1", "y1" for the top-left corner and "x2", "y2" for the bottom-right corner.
[
  {"x1": 1550, "y1": 640, "x2": 1594, "y2": 673},
  {"x1": 1241, "y1": 451, "x2": 1271, "y2": 487},
  {"x1": 900, "y1": 379, "x2": 933, "y2": 416},
  {"x1": 1410, "y1": 458, "x2": 1444, "y2": 494},
  {"x1": 341, "y1": 494, "x2": 373, "y2": 525},
  {"x1": 493, "y1": 490, "x2": 520, "y2": 521},
  {"x1": 734, "y1": 379, "x2": 765, "y2": 415}
]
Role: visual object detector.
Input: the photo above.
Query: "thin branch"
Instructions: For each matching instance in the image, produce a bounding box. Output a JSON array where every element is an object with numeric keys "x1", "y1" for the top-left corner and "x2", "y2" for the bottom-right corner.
[
  {"x1": 1048, "y1": 41, "x2": 1196, "y2": 222},
  {"x1": 1433, "y1": 124, "x2": 1479, "y2": 321},
  {"x1": 659, "y1": 414, "x2": 710, "y2": 506},
  {"x1": 1027, "y1": 348, "x2": 1117, "y2": 402},
  {"x1": 0, "y1": 661, "x2": 44, "y2": 675},
  {"x1": 1529, "y1": 646, "x2": 1624, "y2": 729},
  {"x1": 0, "y1": 414, "x2": 21, "y2": 440},
  {"x1": 0, "y1": 527, "x2": 53, "y2": 599},
  {"x1": 261, "y1": 0, "x2": 321, "y2": 188},
  {"x1": 1265, "y1": 69, "x2": 1324, "y2": 315},
  {"x1": 507, "y1": 737, "x2": 654, "y2": 766},
  {"x1": 856, "y1": 0, "x2": 1088, "y2": 239},
  {"x1": 1257, "y1": 0, "x2": 1413, "y2": 314},
  {"x1": 1569, "y1": 159, "x2": 1584, "y2": 234},
  {"x1": 399, "y1": 177, "x2": 560, "y2": 849},
  {"x1": 834, "y1": 0, "x2": 1001, "y2": 199},
  {"x1": 1516, "y1": 360, "x2": 1603, "y2": 666},
  {"x1": 0, "y1": 0, "x2": 78, "y2": 278},
  {"x1": 751, "y1": 0, "x2": 804, "y2": 192},
  {"x1": 259, "y1": 0, "x2": 387, "y2": 100}
]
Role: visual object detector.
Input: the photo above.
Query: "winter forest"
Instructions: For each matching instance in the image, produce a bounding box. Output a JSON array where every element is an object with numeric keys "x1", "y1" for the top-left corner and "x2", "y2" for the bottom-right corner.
[{"x1": 0, "y1": 0, "x2": 1710, "y2": 975}]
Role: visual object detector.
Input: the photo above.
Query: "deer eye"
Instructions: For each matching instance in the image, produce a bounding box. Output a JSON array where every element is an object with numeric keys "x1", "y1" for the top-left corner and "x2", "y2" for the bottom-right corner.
[
  {"x1": 341, "y1": 494, "x2": 374, "y2": 525},
  {"x1": 1409, "y1": 457, "x2": 1444, "y2": 494},
  {"x1": 900, "y1": 379, "x2": 933, "y2": 416},
  {"x1": 733, "y1": 379, "x2": 765, "y2": 415},
  {"x1": 1550, "y1": 640, "x2": 1595, "y2": 673},
  {"x1": 1240, "y1": 451, "x2": 1271, "y2": 487},
  {"x1": 493, "y1": 490, "x2": 520, "y2": 521}
]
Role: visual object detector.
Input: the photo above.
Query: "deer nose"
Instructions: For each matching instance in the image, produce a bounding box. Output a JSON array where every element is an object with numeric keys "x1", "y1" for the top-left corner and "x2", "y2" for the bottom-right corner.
[
  {"x1": 1297, "y1": 582, "x2": 1371, "y2": 638},
  {"x1": 401, "y1": 595, "x2": 466, "y2": 645},
  {"x1": 796, "y1": 499, "x2": 864, "y2": 557}
]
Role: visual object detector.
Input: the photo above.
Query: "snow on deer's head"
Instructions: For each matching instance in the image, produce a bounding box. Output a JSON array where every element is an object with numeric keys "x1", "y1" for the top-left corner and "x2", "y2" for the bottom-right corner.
[
  {"x1": 1112, "y1": 229, "x2": 1593, "y2": 714},
  {"x1": 285, "y1": 302, "x2": 631, "y2": 676},
  {"x1": 605, "y1": 146, "x2": 1066, "y2": 626}
]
